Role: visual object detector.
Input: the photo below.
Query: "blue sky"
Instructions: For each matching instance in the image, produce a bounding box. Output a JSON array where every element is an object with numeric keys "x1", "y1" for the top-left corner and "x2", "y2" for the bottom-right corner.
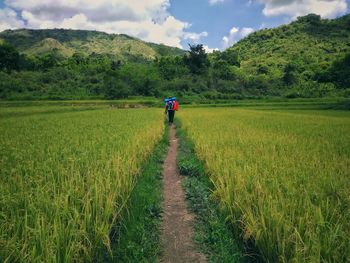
[
  {"x1": 170, "y1": 0, "x2": 293, "y2": 49},
  {"x1": 0, "y1": 0, "x2": 349, "y2": 50}
]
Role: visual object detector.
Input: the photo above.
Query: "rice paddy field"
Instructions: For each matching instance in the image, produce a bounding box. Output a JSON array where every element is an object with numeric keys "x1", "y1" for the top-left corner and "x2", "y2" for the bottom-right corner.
[
  {"x1": 178, "y1": 108, "x2": 350, "y2": 262},
  {"x1": 1, "y1": 102, "x2": 350, "y2": 263},
  {"x1": 0, "y1": 106, "x2": 164, "y2": 262}
]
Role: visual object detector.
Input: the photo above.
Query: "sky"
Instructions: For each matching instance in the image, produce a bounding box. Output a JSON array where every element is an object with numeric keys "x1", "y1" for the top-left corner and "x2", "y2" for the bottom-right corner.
[{"x1": 0, "y1": 0, "x2": 349, "y2": 51}]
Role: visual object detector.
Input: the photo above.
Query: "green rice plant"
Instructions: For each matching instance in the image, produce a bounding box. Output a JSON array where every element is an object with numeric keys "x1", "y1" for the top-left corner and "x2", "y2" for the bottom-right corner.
[
  {"x1": 0, "y1": 107, "x2": 164, "y2": 262},
  {"x1": 178, "y1": 108, "x2": 350, "y2": 262}
]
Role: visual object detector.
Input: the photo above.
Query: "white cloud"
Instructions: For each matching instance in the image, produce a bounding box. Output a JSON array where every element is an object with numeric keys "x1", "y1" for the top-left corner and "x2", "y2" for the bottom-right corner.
[
  {"x1": 209, "y1": 0, "x2": 225, "y2": 5},
  {"x1": 258, "y1": 0, "x2": 347, "y2": 18},
  {"x1": 259, "y1": 23, "x2": 267, "y2": 29},
  {"x1": 0, "y1": 0, "x2": 206, "y2": 48},
  {"x1": 240, "y1": 27, "x2": 255, "y2": 37},
  {"x1": 0, "y1": 7, "x2": 25, "y2": 32},
  {"x1": 183, "y1": 31, "x2": 208, "y2": 42},
  {"x1": 7, "y1": 0, "x2": 170, "y2": 22},
  {"x1": 203, "y1": 45, "x2": 219, "y2": 53},
  {"x1": 222, "y1": 26, "x2": 254, "y2": 49}
]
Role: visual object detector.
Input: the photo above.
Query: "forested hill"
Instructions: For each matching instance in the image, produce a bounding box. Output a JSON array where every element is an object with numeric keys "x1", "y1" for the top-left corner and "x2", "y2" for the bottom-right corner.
[
  {"x1": 220, "y1": 14, "x2": 350, "y2": 93},
  {"x1": 0, "y1": 14, "x2": 349, "y2": 100},
  {"x1": 232, "y1": 14, "x2": 350, "y2": 63},
  {"x1": 0, "y1": 28, "x2": 185, "y2": 61}
]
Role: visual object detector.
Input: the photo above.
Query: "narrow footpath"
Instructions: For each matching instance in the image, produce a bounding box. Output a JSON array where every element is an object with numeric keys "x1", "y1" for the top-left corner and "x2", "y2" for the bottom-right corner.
[{"x1": 160, "y1": 125, "x2": 207, "y2": 263}]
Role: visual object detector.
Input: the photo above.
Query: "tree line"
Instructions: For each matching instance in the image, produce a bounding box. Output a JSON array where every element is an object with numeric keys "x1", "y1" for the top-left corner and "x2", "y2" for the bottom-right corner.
[{"x1": 0, "y1": 40, "x2": 349, "y2": 101}]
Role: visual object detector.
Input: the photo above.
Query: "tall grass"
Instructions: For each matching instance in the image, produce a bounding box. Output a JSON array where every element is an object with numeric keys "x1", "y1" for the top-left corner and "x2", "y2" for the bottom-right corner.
[
  {"x1": 0, "y1": 108, "x2": 163, "y2": 262},
  {"x1": 178, "y1": 108, "x2": 350, "y2": 262}
]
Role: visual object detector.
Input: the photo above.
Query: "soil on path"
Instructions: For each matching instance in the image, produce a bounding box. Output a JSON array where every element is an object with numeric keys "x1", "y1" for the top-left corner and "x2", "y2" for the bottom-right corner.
[{"x1": 160, "y1": 125, "x2": 207, "y2": 263}]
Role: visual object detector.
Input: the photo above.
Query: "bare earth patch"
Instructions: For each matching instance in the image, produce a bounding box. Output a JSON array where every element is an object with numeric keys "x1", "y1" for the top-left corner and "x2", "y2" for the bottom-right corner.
[{"x1": 160, "y1": 125, "x2": 207, "y2": 263}]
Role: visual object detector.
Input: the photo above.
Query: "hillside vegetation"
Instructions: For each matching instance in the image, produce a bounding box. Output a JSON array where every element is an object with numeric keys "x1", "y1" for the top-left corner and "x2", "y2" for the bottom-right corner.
[
  {"x1": 225, "y1": 14, "x2": 350, "y2": 97},
  {"x1": 0, "y1": 14, "x2": 349, "y2": 100},
  {"x1": 0, "y1": 28, "x2": 184, "y2": 61}
]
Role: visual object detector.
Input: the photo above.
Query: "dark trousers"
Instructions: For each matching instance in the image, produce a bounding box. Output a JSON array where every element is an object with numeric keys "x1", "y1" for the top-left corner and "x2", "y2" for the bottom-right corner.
[{"x1": 168, "y1": 110, "x2": 175, "y2": 123}]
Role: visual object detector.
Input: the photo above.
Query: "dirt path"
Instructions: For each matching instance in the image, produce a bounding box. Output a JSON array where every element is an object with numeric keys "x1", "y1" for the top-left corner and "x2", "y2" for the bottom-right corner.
[{"x1": 160, "y1": 125, "x2": 207, "y2": 263}]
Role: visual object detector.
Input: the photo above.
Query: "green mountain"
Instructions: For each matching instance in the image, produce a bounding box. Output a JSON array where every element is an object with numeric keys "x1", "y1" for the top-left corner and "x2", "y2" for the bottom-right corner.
[
  {"x1": 0, "y1": 28, "x2": 185, "y2": 61},
  {"x1": 0, "y1": 14, "x2": 349, "y2": 100},
  {"x1": 223, "y1": 14, "x2": 350, "y2": 92}
]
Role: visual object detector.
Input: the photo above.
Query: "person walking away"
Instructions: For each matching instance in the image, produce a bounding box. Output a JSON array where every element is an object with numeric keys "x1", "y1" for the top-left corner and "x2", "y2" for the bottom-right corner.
[
  {"x1": 165, "y1": 98, "x2": 177, "y2": 124},
  {"x1": 164, "y1": 100, "x2": 170, "y2": 122}
]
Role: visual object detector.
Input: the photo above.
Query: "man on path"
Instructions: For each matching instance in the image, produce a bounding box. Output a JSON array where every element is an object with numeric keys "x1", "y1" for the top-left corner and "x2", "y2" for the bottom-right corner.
[{"x1": 165, "y1": 97, "x2": 178, "y2": 124}]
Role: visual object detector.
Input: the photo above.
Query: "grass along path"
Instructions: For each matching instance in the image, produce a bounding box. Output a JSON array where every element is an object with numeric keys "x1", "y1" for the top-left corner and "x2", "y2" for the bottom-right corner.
[
  {"x1": 105, "y1": 125, "x2": 169, "y2": 262},
  {"x1": 176, "y1": 119, "x2": 259, "y2": 263}
]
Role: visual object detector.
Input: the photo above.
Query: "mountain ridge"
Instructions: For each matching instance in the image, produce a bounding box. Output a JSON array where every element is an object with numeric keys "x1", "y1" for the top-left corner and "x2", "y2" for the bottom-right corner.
[
  {"x1": 226, "y1": 13, "x2": 350, "y2": 79},
  {"x1": 0, "y1": 28, "x2": 185, "y2": 61}
]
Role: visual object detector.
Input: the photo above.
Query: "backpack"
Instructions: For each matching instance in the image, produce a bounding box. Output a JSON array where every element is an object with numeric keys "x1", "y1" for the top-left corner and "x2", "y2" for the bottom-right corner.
[
  {"x1": 173, "y1": 100, "x2": 179, "y2": 111},
  {"x1": 168, "y1": 101, "x2": 174, "y2": 110}
]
